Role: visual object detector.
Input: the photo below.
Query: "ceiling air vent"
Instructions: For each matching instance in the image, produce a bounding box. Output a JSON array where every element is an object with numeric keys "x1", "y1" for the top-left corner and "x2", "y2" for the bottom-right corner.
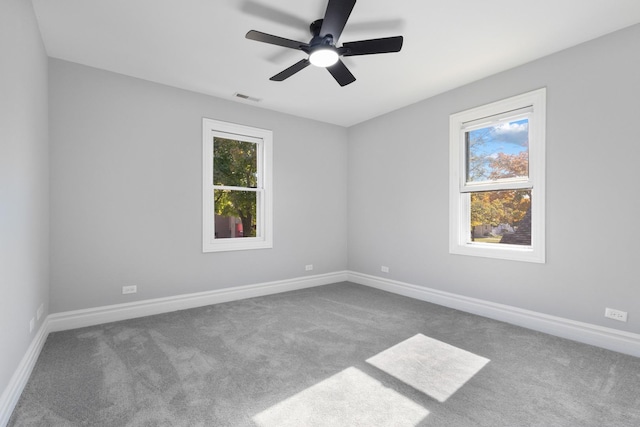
[{"x1": 233, "y1": 93, "x2": 261, "y2": 102}]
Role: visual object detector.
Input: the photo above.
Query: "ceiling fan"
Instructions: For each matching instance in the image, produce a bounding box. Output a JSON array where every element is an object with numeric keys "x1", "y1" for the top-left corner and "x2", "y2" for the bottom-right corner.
[{"x1": 245, "y1": 0, "x2": 403, "y2": 86}]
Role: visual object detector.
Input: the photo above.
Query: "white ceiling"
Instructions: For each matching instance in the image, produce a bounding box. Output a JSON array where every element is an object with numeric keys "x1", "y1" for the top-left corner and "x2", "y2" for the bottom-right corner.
[{"x1": 32, "y1": 0, "x2": 640, "y2": 127}]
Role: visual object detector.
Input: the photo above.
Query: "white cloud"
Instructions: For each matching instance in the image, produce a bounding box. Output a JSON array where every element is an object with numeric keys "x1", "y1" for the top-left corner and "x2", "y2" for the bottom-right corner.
[{"x1": 491, "y1": 121, "x2": 529, "y2": 146}]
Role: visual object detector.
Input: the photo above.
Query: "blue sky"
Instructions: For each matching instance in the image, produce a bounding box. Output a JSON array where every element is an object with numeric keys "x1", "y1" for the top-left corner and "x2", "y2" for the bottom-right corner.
[
  {"x1": 469, "y1": 118, "x2": 529, "y2": 157},
  {"x1": 467, "y1": 118, "x2": 529, "y2": 181}
]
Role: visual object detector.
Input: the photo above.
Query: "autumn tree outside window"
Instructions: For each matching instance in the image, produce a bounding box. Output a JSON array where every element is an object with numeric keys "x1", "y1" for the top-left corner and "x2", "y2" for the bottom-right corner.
[
  {"x1": 449, "y1": 89, "x2": 546, "y2": 263},
  {"x1": 202, "y1": 119, "x2": 273, "y2": 252}
]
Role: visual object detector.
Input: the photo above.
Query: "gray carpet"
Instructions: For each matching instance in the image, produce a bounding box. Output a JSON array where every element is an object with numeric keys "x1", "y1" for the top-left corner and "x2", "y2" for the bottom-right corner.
[{"x1": 8, "y1": 282, "x2": 640, "y2": 426}]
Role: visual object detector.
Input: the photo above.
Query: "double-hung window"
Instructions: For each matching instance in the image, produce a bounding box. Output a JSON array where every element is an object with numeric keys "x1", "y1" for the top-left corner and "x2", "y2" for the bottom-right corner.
[
  {"x1": 449, "y1": 89, "x2": 546, "y2": 263},
  {"x1": 202, "y1": 118, "x2": 272, "y2": 252}
]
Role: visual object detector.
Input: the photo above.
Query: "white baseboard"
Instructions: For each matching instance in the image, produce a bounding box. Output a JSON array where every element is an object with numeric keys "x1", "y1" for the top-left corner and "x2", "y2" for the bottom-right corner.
[
  {"x1": 3, "y1": 269, "x2": 637, "y2": 425},
  {"x1": 0, "y1": 271, "x2": 347, "y2": 425},
  {"x1": 48, "y1": 271, "x2": 349, "y2": 332},
  {"x1": 0, "y1": 319, "x2": 49, "y2": 427},
  {"x1": 348, "y1": 271, "x2": 640, "y2": 358}
]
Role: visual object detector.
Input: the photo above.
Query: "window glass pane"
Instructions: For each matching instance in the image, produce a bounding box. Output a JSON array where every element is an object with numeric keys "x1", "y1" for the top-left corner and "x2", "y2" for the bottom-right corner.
[
  {"x1": 213, "y1": 137, "x2": 258, "y2": 187},
  {"x1": 466, "y1": 119, "x2": 529, "y2": 183},
  {"x1": 214, "y1": 189, "x2": 257, "y2": 238},
  {"x1": 470, "y1": 190, "x2": 531, "y2": 246}
]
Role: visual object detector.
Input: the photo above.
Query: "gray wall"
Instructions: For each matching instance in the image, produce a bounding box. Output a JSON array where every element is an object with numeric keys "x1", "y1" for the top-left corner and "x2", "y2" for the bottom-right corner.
[
  {"x1": 0, "y1": 0, "x2": 49, "y2": 394},
  {"x1": 49, "y1": 59, "x2": 348, "y2": 313},
  {"x1": 348, "y1": 24, "x2": 640, "y2": 333}
]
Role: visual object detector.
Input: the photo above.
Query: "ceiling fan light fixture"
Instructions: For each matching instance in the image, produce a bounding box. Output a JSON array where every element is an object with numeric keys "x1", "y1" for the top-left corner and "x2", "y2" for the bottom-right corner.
[{"x1": 309, "y1": 48, "x2": 339, "y2": 67}]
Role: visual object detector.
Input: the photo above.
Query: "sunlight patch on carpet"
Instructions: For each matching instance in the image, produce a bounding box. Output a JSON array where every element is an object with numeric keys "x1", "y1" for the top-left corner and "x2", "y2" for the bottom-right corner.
[
  {"x1": 367, "y1": 334, "x2": 489, "y2": 402},
  {"x1": 253, "y1": 367, "x2": 429, "y2": 427}
]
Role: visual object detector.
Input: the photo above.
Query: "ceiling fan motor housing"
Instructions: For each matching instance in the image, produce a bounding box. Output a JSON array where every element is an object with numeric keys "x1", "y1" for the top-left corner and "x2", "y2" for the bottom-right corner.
[
  {"x1": 309, "y1": 19, "x2": 335, "y2": 49},
  {"x1": 310, "y1": 19, "x2": 324, "y2": 37}
]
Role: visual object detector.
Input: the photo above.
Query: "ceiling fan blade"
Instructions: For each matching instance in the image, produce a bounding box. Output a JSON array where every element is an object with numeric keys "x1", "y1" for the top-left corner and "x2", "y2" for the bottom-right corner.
[
  {"x1": 341, "y1": 36, "x2": 403, "y2": 56},
  {"x1": 320, "y1": 0, "x2": 356, "y2": 43},
  {"x1": 246, "y1": 30, "x2": 309, "y2": 50},
  {"x1": 270, "y1": 59, "x2": 311, "y2": 81},
  {"x1": 327, "y1": 59, "x2": 356, "y2": 86}
]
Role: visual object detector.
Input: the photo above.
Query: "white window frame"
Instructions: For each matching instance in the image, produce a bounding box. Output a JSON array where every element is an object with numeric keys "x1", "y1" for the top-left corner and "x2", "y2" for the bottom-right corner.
[
  {"x1": 202, "y1": 118, "x2": 273, "y2": 252},
  {"x1": 449, "y1": 88, "x2": 546, "y2": 263}
]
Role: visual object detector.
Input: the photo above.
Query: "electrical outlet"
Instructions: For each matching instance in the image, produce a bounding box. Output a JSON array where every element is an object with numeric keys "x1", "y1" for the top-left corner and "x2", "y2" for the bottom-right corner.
[
  {"x1": 122, "y1": 285, "x2": 137, "y2": 294},
  {"x1": 604, "y1": 308, "x2": 627, "y2": 322},
  {"x1": 381, "y1": 266, "x2": 390, "y2": 273},
  {"x1": 29, "y1": 318, "x2": 35, "y2": 333},
  {"x1": 37, "y1": 303, "x2": 44, "y2": 321},
  {"x1": 305, "y1": 264, "x2": 313, "y2": 271}
]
